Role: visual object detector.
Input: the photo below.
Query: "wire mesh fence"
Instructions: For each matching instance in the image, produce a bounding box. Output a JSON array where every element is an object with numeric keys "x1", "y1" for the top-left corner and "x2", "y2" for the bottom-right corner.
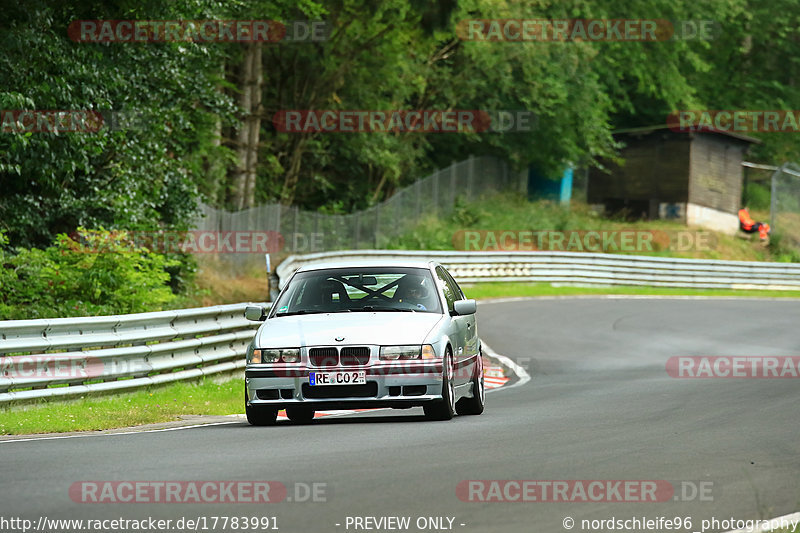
[
  {"x1": 770, "y1": 162, "x2": 800, "y2": 250},
  {"x1": 193, "y1": 156, "x2": 521, "y2": 273}
]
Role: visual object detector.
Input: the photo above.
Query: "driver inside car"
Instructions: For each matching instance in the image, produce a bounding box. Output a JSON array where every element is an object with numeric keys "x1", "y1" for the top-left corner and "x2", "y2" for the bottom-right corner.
[{"x1": 396, "y1": 275, "x2": 435, "y2": 310}]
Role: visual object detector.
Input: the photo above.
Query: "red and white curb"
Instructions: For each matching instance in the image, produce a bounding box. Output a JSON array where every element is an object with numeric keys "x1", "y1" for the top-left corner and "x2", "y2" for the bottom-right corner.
[
  {"x1": 482, "y1": 340, "x2": 531, "y2": 391},
  {"x1": 484, "y1": 365, "x2": 509, "y2": 389},
  {"x1": 277, "y1": 408, "x2": 374, "y2": 421}
]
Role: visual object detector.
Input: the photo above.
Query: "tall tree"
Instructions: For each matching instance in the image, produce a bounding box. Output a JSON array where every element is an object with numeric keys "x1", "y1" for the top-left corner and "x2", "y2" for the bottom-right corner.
[
  {"x1": 0, "y1": 0, "x2": 238, "y2": 248},
  {"x1": 229, "y1": 41, "x2": 263, "y2": 210}
]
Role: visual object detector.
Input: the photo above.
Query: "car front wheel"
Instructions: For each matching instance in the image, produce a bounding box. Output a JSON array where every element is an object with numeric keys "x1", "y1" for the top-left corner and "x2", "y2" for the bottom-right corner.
[
  {"x1": 424, "y1": 348, "x2": 455, "y2": 421},
  {"x1": 456, "y1": 351, "x2": 485, "y2": 415},
  {"x1": 245, "y1": 390, "x2": 278, "y2": 426}
]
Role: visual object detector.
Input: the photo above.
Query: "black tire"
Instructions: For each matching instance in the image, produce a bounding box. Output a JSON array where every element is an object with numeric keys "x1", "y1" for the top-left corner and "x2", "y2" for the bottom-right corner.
[
  {"x1": 245, "y1": 390, "x2": 278, "y2": 426},
  {"x1": 286, "y1": 406, "x2": 315, "y2": 424},
  {"x1": 456, "y1": 352, "x2": 485, "y2": 416},
  {"x1": 424, "y1": 348, "x2": 455, "y2": 421}
]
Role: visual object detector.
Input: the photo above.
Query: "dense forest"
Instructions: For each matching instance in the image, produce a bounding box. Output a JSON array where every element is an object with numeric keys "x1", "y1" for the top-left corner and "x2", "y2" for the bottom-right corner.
[{"x1": 2, "y1": 0, "x2": 799, "y2": 317}]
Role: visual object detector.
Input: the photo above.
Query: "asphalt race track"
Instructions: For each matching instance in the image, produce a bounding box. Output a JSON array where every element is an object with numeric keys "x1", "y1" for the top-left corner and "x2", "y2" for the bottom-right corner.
[{"x1": 1, "y1": 297, "x2": 798, "y2": 533}]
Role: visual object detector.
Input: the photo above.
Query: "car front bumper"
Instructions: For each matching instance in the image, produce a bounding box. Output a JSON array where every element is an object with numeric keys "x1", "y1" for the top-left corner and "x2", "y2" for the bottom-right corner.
[{"x1": 245, "y1": 361, "x2": 445, "y2": 410}]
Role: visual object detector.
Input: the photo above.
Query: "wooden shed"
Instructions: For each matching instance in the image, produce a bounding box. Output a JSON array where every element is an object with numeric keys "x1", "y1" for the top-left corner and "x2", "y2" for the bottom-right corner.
[{"x1": 587, "y1": 126, "x2": 759, "y2": 233}]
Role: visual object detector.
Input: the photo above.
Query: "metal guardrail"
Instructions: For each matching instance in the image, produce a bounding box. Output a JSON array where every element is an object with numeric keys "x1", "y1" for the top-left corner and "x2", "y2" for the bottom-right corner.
[
  {"x1": 276, "y1": 250, "x2": 800, "y2": 291},
  {"x1": 0, "y1": 303, "x2": 266, "y2": 404}
]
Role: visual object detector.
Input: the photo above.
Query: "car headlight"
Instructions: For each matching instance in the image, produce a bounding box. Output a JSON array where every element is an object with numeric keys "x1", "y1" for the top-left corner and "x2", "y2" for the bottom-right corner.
[
  {"x1": 251, "y1": 348, "x2": 300, "y2": 364},
  {"x1": 380, "y1": 345, "x2": 423, "y2": 360},
  {"x1": 279, "y1": 349, "x2": 301, "y2": 363},
  {"x1": 421, "y1": 344, "x2": 436, "y2": 359}
]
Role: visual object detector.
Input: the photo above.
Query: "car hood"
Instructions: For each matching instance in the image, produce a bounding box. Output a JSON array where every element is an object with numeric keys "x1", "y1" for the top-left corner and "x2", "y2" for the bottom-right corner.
[{"x1": 255, "y1": 312, "x2": 444, "y2": 348}]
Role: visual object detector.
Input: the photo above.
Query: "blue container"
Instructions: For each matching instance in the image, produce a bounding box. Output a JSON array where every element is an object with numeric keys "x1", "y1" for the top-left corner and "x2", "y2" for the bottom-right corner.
[{"x1": 527, "y1": 166, "x2": 573, "y2": 204}]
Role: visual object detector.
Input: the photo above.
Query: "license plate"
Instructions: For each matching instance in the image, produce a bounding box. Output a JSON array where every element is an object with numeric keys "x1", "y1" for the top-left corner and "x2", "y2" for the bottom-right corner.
[{"x1": 309, "y1": 371, "x2": 366, "y2": 386}]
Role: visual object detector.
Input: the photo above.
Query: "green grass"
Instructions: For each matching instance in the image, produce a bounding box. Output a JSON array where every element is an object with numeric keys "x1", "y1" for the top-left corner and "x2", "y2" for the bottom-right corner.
[
  {"x1": 0, "y1": 378, "x2": 243, "y2": 435},
  {"x1": 462, "y1": 282, "x2": 800, "y2": 300}
]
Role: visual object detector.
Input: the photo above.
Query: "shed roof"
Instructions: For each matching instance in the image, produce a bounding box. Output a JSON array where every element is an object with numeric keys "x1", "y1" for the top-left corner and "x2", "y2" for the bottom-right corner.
[{"x1": 613, "y1": 125, "x2": 761, "y2": 144}]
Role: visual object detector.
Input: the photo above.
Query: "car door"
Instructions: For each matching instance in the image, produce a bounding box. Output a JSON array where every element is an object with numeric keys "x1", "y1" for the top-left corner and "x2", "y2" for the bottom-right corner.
[
  {"x1": 435, "y1": 266, "x2": 469, "y2": 387},
  {"x1": 443, "y1": 267, "x2": 479, "y2": 363}
]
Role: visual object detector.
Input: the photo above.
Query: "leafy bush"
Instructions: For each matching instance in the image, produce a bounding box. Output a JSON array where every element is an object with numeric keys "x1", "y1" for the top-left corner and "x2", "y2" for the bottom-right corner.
[
  {"x1": 451, "y1": 196, "x2": 485, "y2": 227},
  {"x1": 0, "y1": 229, "x2": 179, "y2": 320},
  {"x1": 767, "y1": 230, "x2": 800, "y2": 263},
  {"x1": 743, "y1": 182, "x2": 772, "y2": 211}
]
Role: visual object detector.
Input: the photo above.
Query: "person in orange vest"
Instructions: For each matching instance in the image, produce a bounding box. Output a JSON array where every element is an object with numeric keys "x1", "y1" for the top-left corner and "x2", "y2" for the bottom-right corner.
[{"x1": 738, "y1": 207, "x2": 770, "y2": 240}]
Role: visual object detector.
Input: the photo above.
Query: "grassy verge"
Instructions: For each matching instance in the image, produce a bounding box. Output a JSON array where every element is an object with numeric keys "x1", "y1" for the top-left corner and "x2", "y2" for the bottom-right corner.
[
  {"x1": 188, "y1": 256, "x2": 271, "y2": 307},
  {"x1": 463, "y1": 282, "x2": 800, "y2": 300},
  {"x1": 0, "y1": 378, "x2": 242, "y2": 436},
  {"x1": 387, "y1": 192, "x2": 800, "y2": 262}
]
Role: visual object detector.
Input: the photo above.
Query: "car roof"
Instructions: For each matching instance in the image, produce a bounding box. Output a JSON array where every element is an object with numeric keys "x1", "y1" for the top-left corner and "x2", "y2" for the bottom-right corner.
[{"x1": 295, "y1": 259, "x2": 438, "y2": 272}]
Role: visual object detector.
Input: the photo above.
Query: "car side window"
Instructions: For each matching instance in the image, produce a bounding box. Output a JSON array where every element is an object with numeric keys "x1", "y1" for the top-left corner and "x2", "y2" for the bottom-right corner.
[
  {"x1": 436, "y1": 267, "x2": 456, "y2": 313},
  {"x1": 443, "y1": 268, "x2": 465, "y2": 300}
]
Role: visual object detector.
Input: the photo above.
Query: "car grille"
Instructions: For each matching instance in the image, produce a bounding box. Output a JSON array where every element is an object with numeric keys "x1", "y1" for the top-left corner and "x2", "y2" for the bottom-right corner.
[
  {"x1": 340, "y1": 346, "x2": 370, "y2": 366},
  {"x1": 308, "y1": 346, "x2": 370, "y2": 366},
  {"x1": 309, "y1": 347, "x2": 338, "y2": 367}
]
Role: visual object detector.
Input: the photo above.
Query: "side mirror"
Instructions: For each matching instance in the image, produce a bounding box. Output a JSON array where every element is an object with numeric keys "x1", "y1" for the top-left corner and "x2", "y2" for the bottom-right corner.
[
  {"x1": 244, "y1": 305, "x2": 267, "y2": 321},
  {"x1": 453, "y1": 299, "x2": 477, "y2": 316}
]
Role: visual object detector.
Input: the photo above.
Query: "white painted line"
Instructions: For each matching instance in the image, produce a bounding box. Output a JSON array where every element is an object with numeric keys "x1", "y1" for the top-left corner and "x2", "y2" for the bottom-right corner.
[
  {"x1": 482, "y1": 340, "x2": 530, "y2": 392},
  {"x1": 0, "y1": 420, "x2": 240, "y2": 444},
  {"x1": 0, "y1": 409, "x2": 389, "y2": 443},
  {"x1": 725, "y1": 511, "x2": 800, "y2": 533}
]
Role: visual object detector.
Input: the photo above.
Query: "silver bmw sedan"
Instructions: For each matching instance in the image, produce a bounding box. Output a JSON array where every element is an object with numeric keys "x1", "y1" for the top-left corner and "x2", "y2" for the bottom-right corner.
[{"x1": 243, "y1": 260, "x2": 484, "y2": 425}]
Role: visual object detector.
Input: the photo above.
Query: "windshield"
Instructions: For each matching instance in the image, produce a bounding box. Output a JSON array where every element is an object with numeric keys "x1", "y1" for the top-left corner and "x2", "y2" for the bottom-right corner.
[{"x1": 271, "y1": 267, "x2": 442, "y2": 316}]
